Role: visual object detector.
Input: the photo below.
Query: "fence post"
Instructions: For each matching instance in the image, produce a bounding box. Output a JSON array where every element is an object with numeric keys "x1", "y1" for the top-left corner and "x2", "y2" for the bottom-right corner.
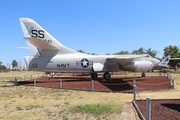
[
  {"x1": 24, "y1": 75, "x2": 26, "y2": 80},
  {"x1": 60, "y1": 79, "x2": 62, "y2": 88},
  {"x1": 167, "y1": 73, "x2": 169, "y2": 79},
  {"x1": 49, "y1": 72, "x2": 53, "y2": 77},
  {"x1": 34, "y1": 78, "x2": 36, "y2": 86},
  {"x1": 133, "y1": 80, "x2": 136, "y2": 86},
  {"x1": 164, "y1": 70, "x2": 166, "y2": 76},
  {"x1": 92, "y1": 80, "x2": 94, "y2": 91},
  {"x1": 172, "y1": 79, "x2": 175, "y2": 89},
  {"x1": 133, "y1": 85, "x2": 136, "y2": 101},
  {"x1": 159, "y1": 72, "x2": 162, "y2": 76},
  {"x1": 170, "y1": 79, "x2": 172, "y2": 86},
  {"x1": 14, "y1": 76, "x2": 17, "y2": 85},
  {"x1": 146, "y1": 97, "x2": 151, "y2": 120}
]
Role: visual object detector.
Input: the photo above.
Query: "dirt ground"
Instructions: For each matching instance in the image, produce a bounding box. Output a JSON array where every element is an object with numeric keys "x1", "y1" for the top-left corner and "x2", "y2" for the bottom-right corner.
[
  {"x1": 136, "y1": 99, "x2": 180, "y2": 120},
  {"x1": 17, "y1": 75, "x2": 172, "y2": 93},
  {"x1": 17, "y1": 75, "x2": 179, "y2": 120}
]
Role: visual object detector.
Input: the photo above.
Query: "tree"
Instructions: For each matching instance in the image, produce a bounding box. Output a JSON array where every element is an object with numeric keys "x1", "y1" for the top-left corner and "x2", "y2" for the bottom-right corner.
[
  {"x1": 146, "y1": 48, "x2": 158, "y2": 58},
  {"x1": 138, "y1": 47, "x2": 146, "y2": 54},
  {"x1": 132, "y1": 47, "x2": 158, "y2": 58},
  {"x1": 132, "y1": 50, "x2": 138, "y2": 54},
  {"x1": 113, "y1": 51, "x2": 130, "y2": 55},
  {"x1": 77, "y1": 50, "x2": 97, "y2": 55},
  {"x1": 11, "y1": 60, "x2": 18, "y2": 68},
  {"x1": 76, "y1": 47, "x2": 159, "y2": 57},
  {"x1": 132, "y1": 47, "x2": 146, "y2": 54},
  {"x1": 91, "y1": 53, "x2": 96, "y2": 55},
  {"x1": 163, "y1": 45, "x2": 180, "y2": 67},
  {"x1": 77, "y1": 50, "x2": 85, "y2": 53},
  {"x1": 163, "y1": 45, "x2": 180, "y2": 58},
  {"x1": 0, "y1": 61, "x2": 6, "y2": 70},
  {"x1": 0, "y1": 65, "x2": 6, "y2": 70}
]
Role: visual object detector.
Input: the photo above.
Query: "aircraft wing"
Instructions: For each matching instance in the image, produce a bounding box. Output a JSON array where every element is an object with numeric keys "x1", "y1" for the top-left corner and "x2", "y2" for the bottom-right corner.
[
  {"x1": 106, "y1": 56, "x2": 145, "y2": 65},
  {"x1": 170, "y1": 58, "x2": 180, "y2": 60}
]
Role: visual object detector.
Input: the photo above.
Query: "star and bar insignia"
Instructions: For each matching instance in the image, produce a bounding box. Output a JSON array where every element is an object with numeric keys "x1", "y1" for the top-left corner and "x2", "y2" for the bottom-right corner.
[{"x1": 76, "y1": 58, "x2": 93, "y2": 68}]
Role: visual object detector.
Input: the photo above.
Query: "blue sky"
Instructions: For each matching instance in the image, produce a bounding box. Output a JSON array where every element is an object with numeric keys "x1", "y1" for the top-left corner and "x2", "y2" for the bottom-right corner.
[{"x1": 1, "y1": 0, "x2": 180, "y2": 66}]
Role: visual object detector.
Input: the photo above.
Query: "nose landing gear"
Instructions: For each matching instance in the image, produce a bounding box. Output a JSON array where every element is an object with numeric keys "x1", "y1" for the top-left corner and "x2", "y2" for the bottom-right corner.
[
  {"x1": 91, "y1": 72, "x2": 98, "y2": 80},
  {"x1": 142, "y1": 72, "x2": 146, "y2": 77}
]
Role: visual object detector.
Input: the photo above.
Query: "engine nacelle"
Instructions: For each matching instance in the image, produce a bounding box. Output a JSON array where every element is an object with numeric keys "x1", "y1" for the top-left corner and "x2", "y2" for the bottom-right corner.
[{"x1": 120, "y1": 61, "x2": 153, "y2": 72}]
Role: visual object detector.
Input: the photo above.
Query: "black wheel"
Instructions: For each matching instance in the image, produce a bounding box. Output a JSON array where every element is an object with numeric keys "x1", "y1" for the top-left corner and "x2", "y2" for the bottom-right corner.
[
  {"x1": 103, "y1": 72, "x2": 111, "y2": 80},
  {"x1": 91, "y1": 72, "x2": 98, "y2": 80},
  {"x1": 142, "y1": 72, "x2": 146, "y2": 77}
]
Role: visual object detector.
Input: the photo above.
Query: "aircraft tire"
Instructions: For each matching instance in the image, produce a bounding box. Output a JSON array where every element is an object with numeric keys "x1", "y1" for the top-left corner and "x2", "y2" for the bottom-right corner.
[
  {"x1": 91, "y1": 72, "x2": 98, "y2": 80},
  {"x1": 142, "y1": 72, "x2": 146, "y2": 77},
  {"x1": 103, "y1": 72, "x2": 111, "y2": 80}
]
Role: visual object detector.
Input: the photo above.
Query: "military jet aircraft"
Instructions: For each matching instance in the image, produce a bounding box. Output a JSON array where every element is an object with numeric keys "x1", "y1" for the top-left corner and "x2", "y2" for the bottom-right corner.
[{"x1": 19, "y1": 18, "x2": 160, "y2": 80}]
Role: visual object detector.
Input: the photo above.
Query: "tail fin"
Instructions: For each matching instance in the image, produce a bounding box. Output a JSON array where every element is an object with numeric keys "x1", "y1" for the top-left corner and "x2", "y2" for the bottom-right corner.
[
  {"x1": 158, "y1": 55, "x2": 171, "y2": 67},
  {"x1": 19, "y1": 18, "x2": 77, "y2": 56}
]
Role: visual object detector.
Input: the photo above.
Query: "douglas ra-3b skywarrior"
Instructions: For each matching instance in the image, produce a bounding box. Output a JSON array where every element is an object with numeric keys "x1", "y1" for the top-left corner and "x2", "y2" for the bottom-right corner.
[{"x1": 19, "y1": 18, "x2": 160, "y2": 80}]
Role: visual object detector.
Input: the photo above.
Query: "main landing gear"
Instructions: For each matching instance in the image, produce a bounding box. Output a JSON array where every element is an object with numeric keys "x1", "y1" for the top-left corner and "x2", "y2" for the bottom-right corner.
[
  {"x1": 46, "y1": 72, "x2": 57, "y2": 82},
  {"x1": 103, "y1": 72, "x2": 111, "y2": 80},
  {"x1": 141, "y1": 72, "x2": 146, "y2": 77},
  {"x1": 91, "y1": 72, "x2": 111, "y2": 80},
  {"x1": 91, "y1": 72, "x2": 98, "y2": 80}
]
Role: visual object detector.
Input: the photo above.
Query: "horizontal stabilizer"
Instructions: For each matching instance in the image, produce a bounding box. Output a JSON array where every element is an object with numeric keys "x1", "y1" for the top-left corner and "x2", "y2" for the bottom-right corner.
[{"x1": 25, "y1": 37, "x2": 59, "y2": 50}]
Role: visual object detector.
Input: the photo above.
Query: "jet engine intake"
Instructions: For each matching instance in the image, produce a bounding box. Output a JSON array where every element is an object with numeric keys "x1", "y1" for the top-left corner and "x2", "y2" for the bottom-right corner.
[{"x1": 120, "y1": 61, "x2": 153, "y2": 72}]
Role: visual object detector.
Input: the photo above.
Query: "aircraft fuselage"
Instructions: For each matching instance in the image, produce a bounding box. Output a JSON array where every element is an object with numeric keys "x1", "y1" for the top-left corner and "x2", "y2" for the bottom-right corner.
[
  {"x1": 25, "y1": 54, "x2": 159, "y2": 73},
  {"x1": 25, "y1": 54, "x2": 110, "y2": 73}
]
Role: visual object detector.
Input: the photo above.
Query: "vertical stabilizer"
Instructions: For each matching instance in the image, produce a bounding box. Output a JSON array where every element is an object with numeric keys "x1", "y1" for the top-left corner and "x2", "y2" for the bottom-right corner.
[
  {"x1": 158, "y1": 55, "x2": 171, "y2": 67},
  {"x1": 19, "y1": 18, "x2": 78, "y2": 56}
]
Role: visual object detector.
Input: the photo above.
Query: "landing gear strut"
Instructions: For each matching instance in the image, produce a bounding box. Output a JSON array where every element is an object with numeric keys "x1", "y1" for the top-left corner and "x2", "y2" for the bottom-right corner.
[
  {"x1": 91, "y1": 72, "x2": 98, "y2": 80},
  {"x1": 142, "y1": 72, "x2": 146, "y2": 77},
  {"x1": 46, "y1": 72, "x2": 57, "y2": 82},
  {"x1": 103, "y1": 72, "x2": 111, "y2": 80}
]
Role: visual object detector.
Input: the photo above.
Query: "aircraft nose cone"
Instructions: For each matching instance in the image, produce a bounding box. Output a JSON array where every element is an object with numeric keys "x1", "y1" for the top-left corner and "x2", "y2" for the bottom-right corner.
[{"x1": 154, "y1": 59, "x2": 160, "y2": 66}]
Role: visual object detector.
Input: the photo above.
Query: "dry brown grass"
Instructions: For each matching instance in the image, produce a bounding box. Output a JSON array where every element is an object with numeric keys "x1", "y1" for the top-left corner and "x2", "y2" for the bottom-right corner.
[
  {"x1": 0, "y1": 71, "x2": 128, "y2": 120},
  {"x1": 0, "y1": 71, "x2": 180, "y2": 120}
]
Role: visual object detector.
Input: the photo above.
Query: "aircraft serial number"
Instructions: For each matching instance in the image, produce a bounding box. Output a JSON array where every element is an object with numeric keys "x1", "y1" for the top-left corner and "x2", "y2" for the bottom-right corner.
[{"x1": 44, "y1": 39, "x2": 52, "y2": 43}]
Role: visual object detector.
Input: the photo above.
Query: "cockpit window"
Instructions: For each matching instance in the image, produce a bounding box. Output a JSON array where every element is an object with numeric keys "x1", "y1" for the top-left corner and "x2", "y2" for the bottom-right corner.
[{"x1": 144, "y1": 54, "x2": 152, "y2": 58}]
